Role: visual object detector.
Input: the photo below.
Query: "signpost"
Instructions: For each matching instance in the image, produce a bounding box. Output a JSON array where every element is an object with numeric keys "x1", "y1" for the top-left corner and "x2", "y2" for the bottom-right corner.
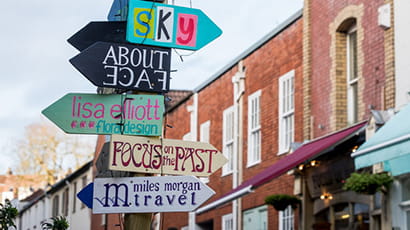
[
  {"x1": 108, "y1": 134, "x2": 227, "y2": 176},
  {"x1": 77, "y1": 176, "x2": 215, "y2": 213},
  {"x1": 126, "y1": 0, "x2": 222, "y2": 50},
  {"x1": 68, "y1": 21, "x2": 127, "y2": 51},
  {"x1": 42, "y1": 93, "x2": 164, "y2": 136},
  {"x1": 70, "y1": 42, "x2": 171, "y2": 93}
]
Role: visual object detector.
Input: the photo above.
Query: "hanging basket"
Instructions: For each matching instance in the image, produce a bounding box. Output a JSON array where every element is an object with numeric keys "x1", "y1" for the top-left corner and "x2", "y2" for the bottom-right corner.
[
  {"x1": 264, "y1": 194, "x2": 301, "y2": 211},
  {"x1": 343, "y1": 172, "x2": 393, "y2": 195}
]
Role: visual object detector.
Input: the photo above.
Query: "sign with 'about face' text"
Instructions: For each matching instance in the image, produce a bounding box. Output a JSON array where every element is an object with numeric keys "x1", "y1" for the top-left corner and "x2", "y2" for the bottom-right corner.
[
  {"x1": 70, "y1": 42, "x2": 171, "y2": 93},
  {"x1": 42, "y1": 93, "x2": 164, "y2": 136}
]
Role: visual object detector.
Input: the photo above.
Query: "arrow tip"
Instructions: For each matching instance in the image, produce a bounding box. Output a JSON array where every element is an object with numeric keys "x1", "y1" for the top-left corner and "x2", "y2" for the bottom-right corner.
[{"x1": 77, "y1": 182, "x2": 94, "y2": 209}]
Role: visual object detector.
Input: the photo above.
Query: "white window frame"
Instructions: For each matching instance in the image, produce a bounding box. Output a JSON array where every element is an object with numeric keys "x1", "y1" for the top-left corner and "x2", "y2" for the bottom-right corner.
[
  {"x1": 200, "y1": 121, "x2": 211, "y2": 183},
  {"x1": 223, "y1": 106, "x2": 234, "y2": 175},
  {"x1": 347, "y1": 25, "x2": 358, "y2": 125},
  {"x1": 222, "y1": 213, "x2": 233, "y2": 230},
  {"x1": 279, "y1": 206, "x2": 294, "y2": 230},
  {"x1": 247, "y1": 90, "x2": 262, "y2": 167},
  {"x1": 278, "y1": 70, "x2": 295, "y2": 155},
  {"x1": 200, "y1": 120, "x2": 211, "y2": 143}
]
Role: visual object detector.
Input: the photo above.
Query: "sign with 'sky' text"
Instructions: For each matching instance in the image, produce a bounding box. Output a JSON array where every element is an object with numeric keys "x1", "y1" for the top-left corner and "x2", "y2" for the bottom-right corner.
[
  {"x1": 126, "y1": 0, "x2": 222, "y2": 50},
  {"x1": 109, "y1": 134, "x2": 227, "y2": 177},
  {"x1": 42, "y1": 93, "x2": 164, "y2": 136},
  {"x1": 70, "y1": 42, "x2": 171, "y2": 93},
  {"x1": 87, "y1": 176, "x2": 215, "y2": 213}
]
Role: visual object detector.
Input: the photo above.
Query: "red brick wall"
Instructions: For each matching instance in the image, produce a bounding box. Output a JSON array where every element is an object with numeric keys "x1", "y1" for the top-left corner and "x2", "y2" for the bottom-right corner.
[
  {"x1": 309, "y1": 0, "x2": 387, "y2": 137},
  {"x1": 162, "y1": 17, "x2": 303, "y2": 230}
]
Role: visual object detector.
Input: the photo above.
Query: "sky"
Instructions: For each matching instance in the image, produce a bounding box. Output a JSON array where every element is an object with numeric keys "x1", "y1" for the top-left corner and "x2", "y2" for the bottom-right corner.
[{"x1": 0, "y1": 0, "x2": 303, "y2": 174}]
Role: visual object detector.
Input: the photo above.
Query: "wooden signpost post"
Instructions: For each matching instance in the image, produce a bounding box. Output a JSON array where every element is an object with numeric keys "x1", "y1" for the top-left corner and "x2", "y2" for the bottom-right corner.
[
  {"x1": 77, "y1": 176, "x2": 215, "y2": 213},
  {"x1": 126, "y1": 0, "x2": 222, "y2": 50},
  {"x1": 42, "y1": 93, "x2": 164, "y2": 136},
  {"x1": 59, "y1": 0, "x2": 224, "y2": 229},
  {"x1": 70, "y1": 42, "x2": 171, "y2": 93},
  {"x1": 109, "y1": 134, "x2": 228, "y2": 176}
]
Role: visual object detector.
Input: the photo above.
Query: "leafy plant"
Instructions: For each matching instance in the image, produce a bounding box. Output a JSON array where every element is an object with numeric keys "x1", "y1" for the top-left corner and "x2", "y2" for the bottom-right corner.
[
  {"x1": 0, "y1": 199, "x2": 18, "y2": 230},
  {"x1": 343, "y1": 172, "x2": 393, "y2": 195},
  {"x1": 265, "y1": 194, "x2": 301, "y2": 211},
  {"x1": 41, "y1": 216, "x2": 69, "y2": 230}
]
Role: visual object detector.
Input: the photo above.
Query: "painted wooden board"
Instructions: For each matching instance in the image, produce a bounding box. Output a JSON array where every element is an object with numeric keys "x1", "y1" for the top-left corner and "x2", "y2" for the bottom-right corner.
[
  {"x1": 69, "y1": 42, "x2": 171, "y2": 93},
  {"x1": 42, "y1": 93, "x2": 164, "y2": 136},
  {"x1": 86, "y1": 176, "x2": 214, "y2": 213},
  {"x1": 109, "y1": 134, "x2": 228, "y2": 176},
  {"x1": 126, "y1": 0, "x2": 222, "y2": 50}
]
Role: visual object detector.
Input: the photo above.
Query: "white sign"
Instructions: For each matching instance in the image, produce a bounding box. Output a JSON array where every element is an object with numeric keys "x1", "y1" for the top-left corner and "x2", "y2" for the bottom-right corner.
[{"x1": 92, "y1": 176, "x2": 214, "y2": 213}]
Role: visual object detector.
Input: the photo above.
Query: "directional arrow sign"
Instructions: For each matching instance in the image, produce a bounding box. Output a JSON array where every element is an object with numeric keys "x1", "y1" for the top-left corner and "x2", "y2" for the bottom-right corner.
[
  {"x1": 109, "y1": 134, "x2": 227, "y2": 177},
  {"x1": 68, "y1": 21, "x2": 127, "y2": 51},
  {"x1": 42, "y1": 93, "x2": 164, "y2": 136},
  {"x1": 126, "y1": 0, "x2": 222, "y2": 50},
  {"x1": 78, "y1": 176, "x2": 215, "y2": 213},
  {"x1": 69, "y1": 42, "x2": 171, "y2": 93}
]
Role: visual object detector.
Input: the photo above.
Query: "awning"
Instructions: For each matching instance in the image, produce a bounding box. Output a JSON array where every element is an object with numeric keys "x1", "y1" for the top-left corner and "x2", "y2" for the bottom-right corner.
[
  {"x1": 352, "y1": 103, "x2": 410, "y2": 176},
  {"x1": 196, "y1": 121, "x2": 366, "y2": 214}
]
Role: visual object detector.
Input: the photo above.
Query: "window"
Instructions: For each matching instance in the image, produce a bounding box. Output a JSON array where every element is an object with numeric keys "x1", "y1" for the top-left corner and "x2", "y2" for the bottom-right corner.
[
  {"x1": 62, "y1": 188, "x2": 69, "y2": 216},
  {"x1": 200, "y1": 121, "x2": 211, "y2": 183},
  {"x1": 243, "y1": 205, "x2": 268, "y2": 230},
  {"x1": 200, "y1": 121, "x2": 211, "y2": 143},
  {"x1": 347, "y1": 26, "x2": 358, "y2": 124},
  {"x1": 248, "y1": 90, "x2": 261, "y2": 166},
  {"x1": 52, "y1": 195, "x2": 59, "y2": 217},
  {"x1": 222, "y1": 213, "x2": 233, "y2": 230},
  {"x1": 279, "y1": 206, "x2": 294, "y2": 230},
  {"x1": 279, "y1": 71, "x2": 294, "y2": 154},
  {"x1": 72, "y1": 181, "x2": 77, "y2": 213},
  {"x1": 81, "y1": 176, "x2": 87, "y2": 209},
  {"x1": 223, "y1": 106, "x2": 234, "y2": 175}
]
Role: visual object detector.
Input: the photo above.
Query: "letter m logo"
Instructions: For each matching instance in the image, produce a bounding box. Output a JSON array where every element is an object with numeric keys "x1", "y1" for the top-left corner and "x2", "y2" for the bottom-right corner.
[{"x1": 103, "y1": 183, "x2": 130, "y2": 207}]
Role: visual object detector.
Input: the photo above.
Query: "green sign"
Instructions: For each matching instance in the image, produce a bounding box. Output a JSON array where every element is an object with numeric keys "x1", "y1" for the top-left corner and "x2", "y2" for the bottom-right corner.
[
  {"x1": 126, "y1": 0, "x2": 222, "y2": 50},
  {"x1": 42, "y1": 93, "x2": 164, "y2": 136}
]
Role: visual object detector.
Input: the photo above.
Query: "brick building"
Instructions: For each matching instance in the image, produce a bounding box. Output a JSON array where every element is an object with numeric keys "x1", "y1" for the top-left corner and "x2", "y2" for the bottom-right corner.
[{"x1": 162, "y1": 10, "x2": 304, "y2": 230}]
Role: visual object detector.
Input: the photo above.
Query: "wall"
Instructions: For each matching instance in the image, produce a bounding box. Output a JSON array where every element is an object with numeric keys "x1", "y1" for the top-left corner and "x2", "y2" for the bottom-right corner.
[
  {"x1": 305, "y1": 0, "x2": 390, "y2": 138},
  {"x1": 394, "y1": 0, "x2": 410, "y2": 109},
  {"x1": 162, "y1": 14, "x2": 303, "y2": 230}
]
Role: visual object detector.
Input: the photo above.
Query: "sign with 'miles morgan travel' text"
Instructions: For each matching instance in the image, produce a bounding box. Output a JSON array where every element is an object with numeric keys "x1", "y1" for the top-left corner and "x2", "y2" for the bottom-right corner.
[
  {"x1": 109, "y1": 134, "x2": 228, "y2": 177},
  {"x1": 42, "y1": 93, "x2": 164, "y2": 136},
  {"x1": 92, "y1": 176, "x2": 214, "y2": 213}
]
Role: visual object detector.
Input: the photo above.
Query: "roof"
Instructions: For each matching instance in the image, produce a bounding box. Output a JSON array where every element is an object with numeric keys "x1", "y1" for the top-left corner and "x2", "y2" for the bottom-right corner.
[
  {"x1": 353, "y1": 103, "x2": 410, "y2": 176},
  {"x1": 196, "y1": 121, "x2": 366, "y2": 214},
  {"x1": 194, "y1": 9, "x2": 303, "y2": 93},
  {"x1": 164, "y1": 90, "x2": 193, "y2": 112}
]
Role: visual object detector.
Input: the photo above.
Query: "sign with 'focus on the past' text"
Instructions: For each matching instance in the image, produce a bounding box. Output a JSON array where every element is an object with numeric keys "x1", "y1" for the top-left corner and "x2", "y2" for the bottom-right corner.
[
  {"x1": 90, "y1": 176, "x2": 214, "y2": 213},
  {"x1": 109, "y1": 134, "x2": 227, "y2": 177},
  {"x1": 126, "y1": 0, "x2": 222, "y2": 50},
  {"x1": 70, "y1": 42, "x2": 171, "y2": 93},
  {"x1": 42, "y1": 93, "x2": 164, "y2": 136}
]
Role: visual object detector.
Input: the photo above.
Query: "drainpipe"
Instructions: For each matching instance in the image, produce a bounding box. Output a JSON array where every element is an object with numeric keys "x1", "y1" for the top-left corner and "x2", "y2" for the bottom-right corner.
[
  {"x1": 232, "y1": 61, "x2": 246, "y2": 230},
  {"x1": 188, "y1": 93, "x2": 198, "y2": 230}
]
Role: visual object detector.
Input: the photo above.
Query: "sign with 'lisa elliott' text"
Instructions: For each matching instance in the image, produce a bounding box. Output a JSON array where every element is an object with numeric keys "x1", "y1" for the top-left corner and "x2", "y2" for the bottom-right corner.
[
  {"x1": 42, "y1": 93, "x2": 164, "y2": 136},
  {"x1": 109, "y1": 134, "x2": 228, "y2": 177},
  {"x1": 92, "y1": 176, "x2": 215, "y2": 213},
  {"x1": 70, "y1": 42, "x2": 171, "y2": 93}
]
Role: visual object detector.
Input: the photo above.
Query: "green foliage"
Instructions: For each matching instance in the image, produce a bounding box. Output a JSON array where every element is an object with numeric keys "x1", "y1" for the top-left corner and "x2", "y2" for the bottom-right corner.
[
  {"x1": 0, "y1": 199, "x2": 18, "y2": 230},
  {"x1": 41, "y1": 216, "x2": 69, "y2": 230},
  {"x1": 343, "y1": 172, "x2": 393, "y2": 195},
  {"x1": 264, "y1": 194, "x2": 301, "y2": 211}
]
